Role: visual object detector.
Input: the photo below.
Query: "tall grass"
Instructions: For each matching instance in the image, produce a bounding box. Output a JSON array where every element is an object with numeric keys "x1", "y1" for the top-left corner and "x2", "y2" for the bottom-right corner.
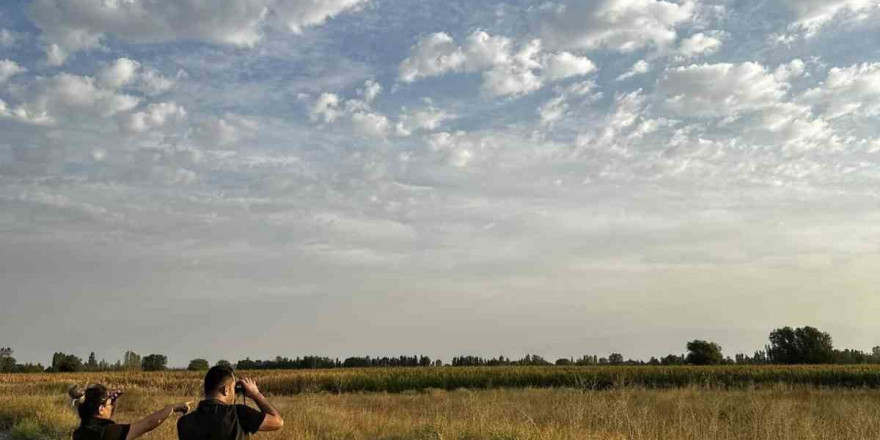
[
  {"x1": 4, "y1": 381, "x2": 880, "y2": 439},
  {"x1": 5, "y1": 365, "x2": 880, "y2": 396}
]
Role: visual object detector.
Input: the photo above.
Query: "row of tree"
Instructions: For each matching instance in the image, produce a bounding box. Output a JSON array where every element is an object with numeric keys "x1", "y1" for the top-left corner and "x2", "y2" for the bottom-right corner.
[{"x1": 3, "y1": 326, "x2": 878, "y2": 373}]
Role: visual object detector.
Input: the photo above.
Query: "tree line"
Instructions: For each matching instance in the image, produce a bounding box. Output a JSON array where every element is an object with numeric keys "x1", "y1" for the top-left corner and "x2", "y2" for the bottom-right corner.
[{"x1": 2, "y1": 326, "x2": 879, "y2": 373}]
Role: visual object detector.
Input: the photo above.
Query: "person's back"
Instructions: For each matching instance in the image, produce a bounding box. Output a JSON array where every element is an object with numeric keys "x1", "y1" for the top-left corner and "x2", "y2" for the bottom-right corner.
[
  {"x1": 177, "y1": 399, "x2": 265, "y2": 440},
  {"x1": 178, "y1": 365, "x2": 283, "y2": 440}
]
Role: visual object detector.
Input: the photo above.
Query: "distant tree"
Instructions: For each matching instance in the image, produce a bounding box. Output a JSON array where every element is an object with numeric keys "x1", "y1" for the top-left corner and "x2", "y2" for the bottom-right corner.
[
  {"x1": 215, "y1": 360, "x2": 232, "y2": 368},
  {"x1": 142, "y1": 354, "x2": 168, "y2": 371},
  {"x1": 660, "y1": 354, "x2": 685, "y2": 366},
  {"x1": 188, "y1": 359, "x2": 210, "y2": 371},
  {"x1": 555, "y1": 358, "x2": 573, "y2": 366},
  {"x1": 51, "y1": 352, "x2": 83, "y2": 372},
  {"x1": 608, "y1": 353, "x2": 624, "y2": 365},
  {"x1": 768, "y1": 326, "x2": 834, "y2": 364},
  {"x1": 648, "y1": 357, "x2": 660, "y2": 366},
  {"x1": 123, "y1": 351, "x2": 142, "y2": 371},
  {"x1": 686, "y1": 340, "x2": 724, "y2": 365},
  {"x1": 86, "y1": 352, "x2": 98, "y2": 371},
  {"x1": 14, "y1": 363, "x2": 44, "y2": 373},
  {"x1": 433, "y1": 359, "x2": 443, "y2": 367},
  {"x1": 0, "y1": 347, "x2": 16, "y2": 373}
]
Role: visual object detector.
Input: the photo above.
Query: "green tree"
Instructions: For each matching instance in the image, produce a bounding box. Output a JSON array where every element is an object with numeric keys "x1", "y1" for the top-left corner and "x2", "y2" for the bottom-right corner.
[
  {"x1": 123, "y1": 351, "x2": 142, "y2": 371},
  {"x1": 768, "y1": 326, "x2": 834, "y2": 364},
  {"x1": 86, "y1": 352, "x2": 98, "y2": 371},
  {"x1": 0, "y1": 347, "x2": 16, "y2": 373},
  {"x1": 685, "y1": 340, "x2": 724, "y2": 365},
  {"x1": 188, "y1": 358, "x2": 210, "y2": 371},
  {"x1": 51, "y1": 352, "x2": 83, "y2": 372},
  {"x1": 608, "y1": 353, "x2": 624, "y2": 365},
  {"x1": 215, "y1": 359, "x2": 232, "y2": 368},
  {"x1": 141, "y1": 354, "x2": 168, "y2": 371}
]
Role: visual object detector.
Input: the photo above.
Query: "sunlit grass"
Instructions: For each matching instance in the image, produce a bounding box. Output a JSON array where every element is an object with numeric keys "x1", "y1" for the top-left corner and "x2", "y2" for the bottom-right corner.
[{"x1": 4, "y1": 368, "x2": 880, "y2": 439}]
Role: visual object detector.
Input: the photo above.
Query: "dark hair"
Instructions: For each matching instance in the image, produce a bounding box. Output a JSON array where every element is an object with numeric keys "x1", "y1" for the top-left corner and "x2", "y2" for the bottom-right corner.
[
  {"x1": 70, "y1": 384, "x2": 113, "y2": 421},
  {"x1": 204, "y1": 365, "x2": 235, "y2": 396}
]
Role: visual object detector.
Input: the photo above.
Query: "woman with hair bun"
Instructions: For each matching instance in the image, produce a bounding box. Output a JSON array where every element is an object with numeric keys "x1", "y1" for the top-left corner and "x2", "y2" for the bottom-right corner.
[{"x1": 68, "y1": 384, "x2": 191, "y2": 440}]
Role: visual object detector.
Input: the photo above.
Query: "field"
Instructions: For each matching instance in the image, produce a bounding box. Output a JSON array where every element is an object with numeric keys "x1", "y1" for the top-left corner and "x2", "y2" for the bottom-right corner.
[{"x1": 4, "y1": 366, "x2": 880, "y2": 439}]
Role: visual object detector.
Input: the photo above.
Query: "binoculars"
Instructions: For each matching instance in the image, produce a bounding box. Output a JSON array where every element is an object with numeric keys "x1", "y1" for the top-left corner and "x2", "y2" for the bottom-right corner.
[{"x1": 234, "y1": 381, "x2": 244, "y2": 394}]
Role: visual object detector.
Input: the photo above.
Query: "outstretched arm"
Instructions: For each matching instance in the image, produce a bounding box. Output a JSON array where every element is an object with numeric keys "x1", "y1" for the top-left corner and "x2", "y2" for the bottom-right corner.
[
  {"x1": 240, "y1": 378, "x2": 284, "y2": 432},
  {"x1": 125, "y1": 402, "x2": 191, "y2": 440}
]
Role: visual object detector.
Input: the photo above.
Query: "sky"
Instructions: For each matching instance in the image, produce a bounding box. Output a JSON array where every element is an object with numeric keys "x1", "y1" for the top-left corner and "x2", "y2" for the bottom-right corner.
[{"x1": 1, "y1": 0, "x2": 880, "y2": 368}]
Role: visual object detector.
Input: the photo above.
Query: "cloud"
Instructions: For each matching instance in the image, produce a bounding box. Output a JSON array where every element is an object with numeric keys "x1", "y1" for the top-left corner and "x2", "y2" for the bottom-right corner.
[
  {"x1": 27, "y1": 0, "x2": 372, "y2": 64},
  {"x1": 0, "y1": 59, "x2": 27, "y2": 83},
  {"x1": 675, "y1": 32, "x2": 723, "y2": 58},
  {"x1": 534, "y1": 0, "x2": 696, "y2": 52},
  {"x1": 802, "y1": 62, "x2": 880, "y2": 119},
  {"x1": 309, "y1": 92, "x2": 343, "y2": 123},
  {"x1": 351, "y1": 111, "x2": 391, "y2": 138},
  {"x1": 779, "y1": 0, "x2": 880, "y2": 33},
  {"x1": 7, "y1": 73, "x2": 141, "y2": 125},
  {"x1": 399, "y1": 31, "x2": 596, "y2": 98},
  {"x1": 657, "y1": 62, "x2": 787, "y2": 118},
  {"x1": 395, "y1": 105, "x2": 455, "y2": 137},
  {"x1": 773, "y1": 59, "x2": 807, "y2": 83},
  {"x1": 122, "y1": 102, "x2": 186, "y2": 134},
  {"x1": 97, "y1": 58, "x2": 140, "y2": 89},
  {"x1": 357, "y1": 80, "x2": 382, "y2": 104},
  {"x1": 616, "y1": 60, "x2": 651, "y2": 81},
  {"x1": 544, "y1": 52, "x2": 597, "y2": 82},
  {"x1": 538, "y1": 95, "x2": 568, "y2": 125}
]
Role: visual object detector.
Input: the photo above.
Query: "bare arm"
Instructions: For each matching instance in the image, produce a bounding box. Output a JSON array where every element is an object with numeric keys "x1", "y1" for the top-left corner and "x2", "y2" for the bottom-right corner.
[
  {"x1": 125, "y1": 402, "x2": 191, "y2": 440},
  {"x1": 240, "y1": 378, "x2": 284, "y2": 432}
]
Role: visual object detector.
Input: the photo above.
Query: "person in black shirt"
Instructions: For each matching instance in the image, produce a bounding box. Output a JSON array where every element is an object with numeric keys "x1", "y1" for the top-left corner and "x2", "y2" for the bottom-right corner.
[
  {"x1": 177, "y1": 365, "x2": 284, "y2": 440},
  {"x1": 70, "y1": 384, "x2": 191, "y2": 440}
]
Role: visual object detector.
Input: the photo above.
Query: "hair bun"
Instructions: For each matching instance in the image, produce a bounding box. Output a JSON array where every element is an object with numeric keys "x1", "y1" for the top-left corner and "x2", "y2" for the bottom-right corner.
[{"x1": 68, "y1": 385, "x2": 86, "y2": 407}]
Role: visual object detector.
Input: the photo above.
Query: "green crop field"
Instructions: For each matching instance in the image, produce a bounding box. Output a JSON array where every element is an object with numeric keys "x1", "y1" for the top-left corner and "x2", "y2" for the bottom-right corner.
[{"x1": 4, "y1": 366, "x2": 880, "y2": 439}]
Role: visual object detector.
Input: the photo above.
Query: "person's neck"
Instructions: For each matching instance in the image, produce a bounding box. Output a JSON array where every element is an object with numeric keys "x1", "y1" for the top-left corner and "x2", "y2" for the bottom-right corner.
[{"x1": 205, "y1": 395, "x2": 229, "y2": 404}]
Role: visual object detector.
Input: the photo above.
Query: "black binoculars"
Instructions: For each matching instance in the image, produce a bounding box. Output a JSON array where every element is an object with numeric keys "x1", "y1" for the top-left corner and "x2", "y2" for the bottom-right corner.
[{"x1": 234, "y1": 381, "x2": 244, "y2": 394}]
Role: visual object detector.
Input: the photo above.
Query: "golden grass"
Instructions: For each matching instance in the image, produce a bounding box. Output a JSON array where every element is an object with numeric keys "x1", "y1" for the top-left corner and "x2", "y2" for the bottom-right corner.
[{"x1": 4, "y1": 370, "x2": 880, "y2": 439}]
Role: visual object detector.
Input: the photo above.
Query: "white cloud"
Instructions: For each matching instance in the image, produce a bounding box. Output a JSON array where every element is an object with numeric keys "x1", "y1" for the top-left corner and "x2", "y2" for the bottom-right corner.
[
  {"x1": 780, "y1": 0, "x2": 880, "y2": 33},
  {"x1": 97, "y1": 58, "x2": 140, "y2": 89},
  {"x1": 137, "y1": 68, "x2": 176, "y2": 96},
  {"x1": 122, "y1": 102, "x2": 186, "y2": 134},
  {"x1": 0, "y1": 59, "x2": 27, "y2": 83},
  {"x1": 802, "y1": 62, "x2": 880, "y2": 119},
  {"x1": 357, "y1": 80, "x2": 383, "y2": 103},
  {"x1": 27, "y1": 0, "x2": 372, "y2": 64},
  {"x1": 676, "y1": 32, "x2": 723, "y2": 58},
  {"x1": 396, "y1": 105, "x2": 455, "y2": 136},
  {"x1": 309, "y1": 92, "x2": 343, "y2": 123},
  {"x1": 657, "y1": 62, "x2": 787, "y2": 118},
  {"x1": 398, "y1": 32, "x2": 466, "y2": 83},
  {"x1": 538, "y1": 95, "x2": 568, "y2": 125},
  {"x1": 400, "y1": 31, "x2": 596, "y2": 98},
  {"x1": 271, "y1": 0, "x2": 369, "y2": 33},
  {"x1": 616, "y1": 60, "x2": 650, "y2": 81},
  {"x1": 5, "y1": 73, "x2": 142, "y2": 125},
  {"x1": 351, "y1": 111, "x2": 391, "y2": 138},
  {"x1": 774, "y1": 59, "x2": 807, "y2": 83},
  {"x1": 45, "y1": 44, "x2": 67, "y2": 66},
  {"x1": 194, "y1": 118, "x2": 240, "y2": 147},
  {"x1": 535, "y1": 0, "x2": 696, "y2": 52},
  {"x1": 544, "y1": 52, "x2": 597, "y2": 82}
]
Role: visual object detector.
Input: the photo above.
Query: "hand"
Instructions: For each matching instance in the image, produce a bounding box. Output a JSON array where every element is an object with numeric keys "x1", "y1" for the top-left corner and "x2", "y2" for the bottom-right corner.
[
  {"x1": 239, "y1": 377, "x2": 261, "y2": 398},
  {"x1": 173, "y1": 402, "x2": 192, "y2": 414}
]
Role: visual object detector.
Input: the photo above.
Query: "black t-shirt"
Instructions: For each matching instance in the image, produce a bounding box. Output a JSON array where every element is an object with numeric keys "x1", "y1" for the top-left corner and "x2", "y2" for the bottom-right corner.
[
  {"x1": 73, "y1": 418, "x2": 131, "y2": 440},
  {"x1": 177, "y1": 399, "x2": 266, "y2": 440}
]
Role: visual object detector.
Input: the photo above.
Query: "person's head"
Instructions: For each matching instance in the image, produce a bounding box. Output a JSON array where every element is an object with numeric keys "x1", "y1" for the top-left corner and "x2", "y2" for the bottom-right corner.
[
  {"x1": 203, "y1": 365, "x2": 237, "y2": 404},
  {"x1": 69, "y1": 384, "x2": 123, "y2": 421}
]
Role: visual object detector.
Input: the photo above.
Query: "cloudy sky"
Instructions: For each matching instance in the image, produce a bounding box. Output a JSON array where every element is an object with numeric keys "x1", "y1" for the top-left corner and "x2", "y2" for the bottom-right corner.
[{"x1": 2, "y1": 0, "x2": 880, "y2": 367}]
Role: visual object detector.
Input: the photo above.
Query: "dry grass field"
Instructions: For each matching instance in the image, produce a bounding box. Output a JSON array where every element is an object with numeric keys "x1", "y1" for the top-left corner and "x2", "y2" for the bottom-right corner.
[{"x1": 4, "y1": 367, "x2": 880, "y2": 439}]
